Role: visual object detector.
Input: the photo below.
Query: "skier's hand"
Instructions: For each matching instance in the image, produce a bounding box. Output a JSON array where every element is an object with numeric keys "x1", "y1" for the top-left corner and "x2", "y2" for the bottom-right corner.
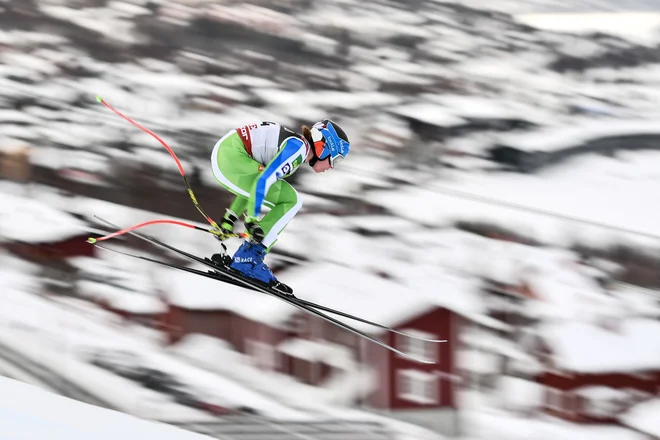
[
  {"x1": 220, "y1": 210, "x2": 238, "y2": 234},
  {"x1": 244, "y1": 216, "x2": 265, "y2": 243}
]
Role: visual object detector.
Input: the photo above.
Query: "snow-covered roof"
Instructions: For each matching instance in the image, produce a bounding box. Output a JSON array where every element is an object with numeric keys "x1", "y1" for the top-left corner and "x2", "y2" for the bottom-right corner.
[
  {"x1": 344, "y1": 215, "x2": 418, "y2": 234},
  {"x1": 77, "y1": 280, "x2": 165, "y2": 315},
  {"x1": 423, "y1": 94, "x2": 526, "y2": 120},
  {"x1": 0, "y1": 137, "x2": 29, "y2": 153},
  {"x1": 369, "y1": 154, "x2": 660, "y2": 248},
  {"x1": 608, "y1": 283, "x2": 660, "y2": 318},
  {"x1": 495, "y1": 119, "x2": 660, "y2": 153},
  {"x1": 282, "y1": 262, "x2": 472, "y2": 332},
  {"x1": 539, "y1": 318, "x2": 660, "y2": 373},
  {"x1": 390, "y1": 103, "x2": 466, "y2": 127},
  {"x1": 162, "y1": 267, "x2": 296, "y2": 327},
  {"x1": 515, "y1": 12, "x2": 660, "y2": 47},
  {"x1": 0, "y1": 193, "x2": 88, "y2": 243},
  {"x1": 41, "y1": 6, "x2": 140, "y2": 44}
]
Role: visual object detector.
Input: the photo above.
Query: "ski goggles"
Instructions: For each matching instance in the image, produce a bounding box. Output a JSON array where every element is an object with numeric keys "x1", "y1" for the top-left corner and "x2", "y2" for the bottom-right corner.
[
  {"x1": 317, "y1": 138, "x2": 350, "y2": 168},
  {"x1": 329, "y1": 153, "x2": 346, "y2": 168}
]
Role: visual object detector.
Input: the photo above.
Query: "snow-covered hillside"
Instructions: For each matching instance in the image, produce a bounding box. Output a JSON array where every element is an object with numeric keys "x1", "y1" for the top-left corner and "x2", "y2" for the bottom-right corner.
[{"x1": 0, "y1": 375, "x2": 210, "y2": 440}]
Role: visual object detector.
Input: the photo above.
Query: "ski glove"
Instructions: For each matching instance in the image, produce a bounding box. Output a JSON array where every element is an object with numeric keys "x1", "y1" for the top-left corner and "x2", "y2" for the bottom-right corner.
[
  {"x1": 220, "y1": 209, "x2": 238, "y2": 234},
  {"x1": 214, "y1": 209, "x2": 238, "y2": 244},
  {"x1": 244, "y1": 216, "x2": 265, "y2": 243}
]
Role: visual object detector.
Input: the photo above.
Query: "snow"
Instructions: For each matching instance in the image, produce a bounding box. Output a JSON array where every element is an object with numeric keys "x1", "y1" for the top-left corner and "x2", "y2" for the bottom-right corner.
[
  {"x1": 78, "y1": 281, "x2": 165, "y2": 315},
  {"x1": 497, "y1": 376, "x2": 543, "y2": 411},
  {"x1": 515, "y1": 12, "x2": 660, "y2": 47},
  {"x1": 31, "y1": 148, "x2": 111, "y2": 175},
  {"x1": 621, "y1": 398, "x2": 660, "y2": 439},
  {"x1": 465, "y1": 409, "x2": 647, "y2": 440},
  {"x1": 495, "y1": 119, "x2": 660, "y2": 153},
  {"x1": 108, "y1": 1, "x2": 152, "y2": 16},
  {"x1": 0, "y1": 192, "x2": 88, "y2": 243},
  {"x1": 230, "y1": 74, "x2": 279, "y2": 88},
  {"x1": 539, "y1": 318, "x2": 660, "y2": 373},
  {"x1": 369, "y1": 156, "x2": 660, "y2": 248},
  {"x1": 390, "y1": 103, "x2": 466, "y2": 127},
  {"x1": 0, "y1": 109, "x2": 40, "y2": 125},
  {"x1": 253, "y1": 89, "x2": 400, "y2": 111},
  {"x1": 423, "y1": 94, "x2": 525, "y2": 120},
  {"x1": 0, "y1": 137, "x2": 29, "y2": 153},
  {"x1": 352, "y1": 64, "x2": 436, "y2": 85},
  {"x1": 0, "y1": 376, "x2": 211, "y2": 440},
  {"x1": 0, "y1": 267, "x2": 304, "y2": 421},
  {"x1": 0, "y1": 357, "x2": 53, "y2": 390},
  {"x1": 41, "y1": 6, "x2": 141, "y2": 44},
  {"x1": 132, "y1": 147, "x2": 192, "y2": 172},
  {"x1": 574, "y1": 386, "x2": 630, "y2": 401},
  {"x1": 458, "y1": 349, "x2": 500, "y2": 374},
  {"x1": 169, "y1": 334, "x2": 378, "y2": 419},
  {"x1": 523, "y1": 254, "x2": 617, "y2": 320},
  {"x1": 607, "y1": 283, "x2": 660, "y2": 318},
  {"x1": 0, "y1": 52, "x2": 60, "y2": 75},
  {"x1": 344, "y1": 215, "x2": 418, "y2": 234},
  {"x1": 162, "y1": 266, "x2": 296, "y2": 328},
  {"x1": 282, "y1": 262, "x2": 474, "y2": 333}
]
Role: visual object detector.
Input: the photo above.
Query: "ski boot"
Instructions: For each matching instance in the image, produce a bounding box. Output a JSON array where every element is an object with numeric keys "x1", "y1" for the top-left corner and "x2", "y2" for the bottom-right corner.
[
  {"x1": 211, "y1": 209, "x2": 238, "y2": 268},
  {"x1": 229, "y1": 240, "x2": 294, "y2": 296}
]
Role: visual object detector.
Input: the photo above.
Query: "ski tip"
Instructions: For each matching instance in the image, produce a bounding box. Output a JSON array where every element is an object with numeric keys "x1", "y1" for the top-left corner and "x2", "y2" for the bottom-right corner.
[
  {"x1": 95, "y1": 95, "x2": 103, "y2": 103},
  {"x1": 86, "y1": 237, "x2": 97, "y2": 244}
]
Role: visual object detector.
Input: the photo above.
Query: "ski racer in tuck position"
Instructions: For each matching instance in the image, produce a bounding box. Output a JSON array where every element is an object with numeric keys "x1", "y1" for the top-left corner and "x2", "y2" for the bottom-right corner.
[{"x1": 210, "y1": 120, "x2": 351, "y2": 295}]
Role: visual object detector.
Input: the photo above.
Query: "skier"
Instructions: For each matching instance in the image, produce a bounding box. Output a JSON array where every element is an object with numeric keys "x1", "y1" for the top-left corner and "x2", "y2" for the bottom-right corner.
[{"x1": 210, "y1": 120, "x2": 351, "y2": 294}]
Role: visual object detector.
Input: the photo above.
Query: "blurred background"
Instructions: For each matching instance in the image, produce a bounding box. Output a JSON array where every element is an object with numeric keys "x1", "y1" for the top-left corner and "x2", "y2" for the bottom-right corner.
[{"x1": 1, "y1": 0, "x2": 660, "y2": 439}]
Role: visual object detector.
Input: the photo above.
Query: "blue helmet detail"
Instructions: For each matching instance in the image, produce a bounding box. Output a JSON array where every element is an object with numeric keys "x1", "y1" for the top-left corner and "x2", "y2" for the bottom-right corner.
[{"x1": 311, "y1": 119, "x2": 350, "y2": 167}]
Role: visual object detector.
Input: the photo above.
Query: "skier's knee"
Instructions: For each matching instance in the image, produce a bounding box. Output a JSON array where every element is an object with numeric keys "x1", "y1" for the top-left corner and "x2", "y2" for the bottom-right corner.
[{"x1": 288, "y1": 190, "x2": 303, "y2": 216}]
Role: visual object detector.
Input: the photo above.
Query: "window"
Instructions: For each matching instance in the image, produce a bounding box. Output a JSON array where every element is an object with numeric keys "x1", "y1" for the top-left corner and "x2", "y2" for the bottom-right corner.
[
  {"x1": 397, "y1": 370, "x2": 438, "y2": 404},
  {"x1": 546, "y1": 388, "x2": 564, "y2": 412},
  {"x1": 247, "y1": 340, "x2": 278, "y2": 371},
  {"x1": 397, "y1": 330, "x2": 438, "y2": 363}
]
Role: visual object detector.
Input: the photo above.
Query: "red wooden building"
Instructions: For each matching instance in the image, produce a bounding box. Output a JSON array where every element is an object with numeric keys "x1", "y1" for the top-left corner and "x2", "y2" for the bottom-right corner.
[
  {"x1": 521, "y1": 318, "x2": 660, "y2": 424},
  {"x1": 0, "y1": 193, "x2": 95, "y2": 261},
  {"x1": 159, "y1": 261, "x2": 498, "y2": 436},
  {"x1": 159, "y1": 268, "x2": 295, "y2": 371}
]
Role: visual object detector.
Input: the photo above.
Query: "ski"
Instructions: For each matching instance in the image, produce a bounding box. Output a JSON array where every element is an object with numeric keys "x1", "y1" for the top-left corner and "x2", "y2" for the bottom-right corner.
[
  {"x1": 94, "y1": 216, "x2": 446, "y2": 344},
  {"x1": 93, "y1": 244, "x2": 438, "y2": 364},
  {"x1": 93, "y1": 218, "x2": 444, "y2": 363}
]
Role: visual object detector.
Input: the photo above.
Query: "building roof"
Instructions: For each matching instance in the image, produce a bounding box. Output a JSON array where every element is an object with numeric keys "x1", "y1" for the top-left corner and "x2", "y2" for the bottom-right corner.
[
  {"x1": 283, "y1": 262, "x2": 483, "y2": 333},
  {"x1": 495, "y1": 119, "x2": 660, "y2": 153},
  {"x1": 161, "y1": 267, "x2": 295, "y2": 328},
  {"x1": 0, "y1": 193, "x2": 87, "y2": 244},
  {"x1": 539, "y1": 318, "x2": 660, "y2": 373}
]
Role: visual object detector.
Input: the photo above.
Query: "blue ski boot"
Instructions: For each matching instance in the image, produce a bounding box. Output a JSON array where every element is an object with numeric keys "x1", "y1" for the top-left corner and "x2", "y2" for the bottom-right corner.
[{"x1": 229, "y1": 240, "x2": 293, "y2": 296}]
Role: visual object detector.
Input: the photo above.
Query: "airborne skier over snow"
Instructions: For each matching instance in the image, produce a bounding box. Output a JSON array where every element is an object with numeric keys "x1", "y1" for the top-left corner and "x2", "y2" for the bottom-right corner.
[
  {"x1": 92, "y1": 98, "x2": 444, "y2": 362},
  {"x1": 209, "y1": 120, "x2": 351, "y2": 294}
]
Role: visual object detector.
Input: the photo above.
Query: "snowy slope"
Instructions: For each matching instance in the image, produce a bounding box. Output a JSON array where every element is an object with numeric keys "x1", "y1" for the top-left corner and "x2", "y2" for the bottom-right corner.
[{"x1": 0, "y1": 376, "x2": 210, "y2": 440}]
